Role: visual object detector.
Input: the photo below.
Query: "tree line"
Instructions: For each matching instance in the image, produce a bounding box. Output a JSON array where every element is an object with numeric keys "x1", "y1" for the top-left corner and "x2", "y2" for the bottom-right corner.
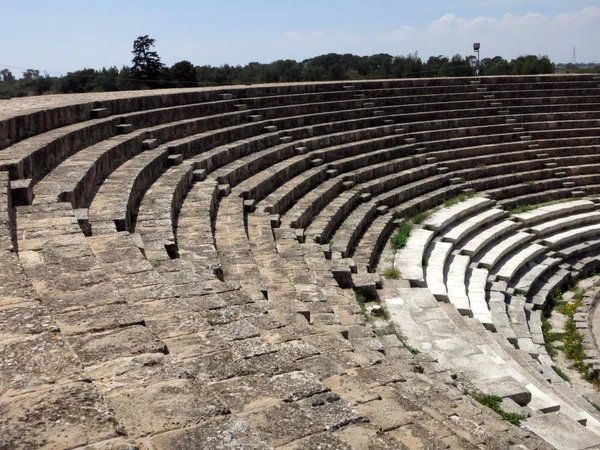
[{"x1": 1, "y1": 34, "x2": 590, "y2": 98}]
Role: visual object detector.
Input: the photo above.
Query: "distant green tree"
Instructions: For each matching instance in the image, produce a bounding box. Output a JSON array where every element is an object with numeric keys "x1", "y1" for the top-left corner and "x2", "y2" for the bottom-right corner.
[
  {"x1": 0, "y1": 69, "x2": 15, "y2": 84},
  {"x1": 170, "y1": 60, "x2": 198, "y2": 88},
  {"x1": 131, "y1": 35, "x2": 164, "y2": 88},
  {"x1": 22, "y1": 69, "x2": 40, "y2": 80}
]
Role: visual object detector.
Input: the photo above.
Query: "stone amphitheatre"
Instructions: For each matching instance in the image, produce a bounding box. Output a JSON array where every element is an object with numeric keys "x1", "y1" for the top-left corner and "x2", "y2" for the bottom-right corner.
[{"x1": 3, "y1": 74, "x2": 600, "y2": 449}]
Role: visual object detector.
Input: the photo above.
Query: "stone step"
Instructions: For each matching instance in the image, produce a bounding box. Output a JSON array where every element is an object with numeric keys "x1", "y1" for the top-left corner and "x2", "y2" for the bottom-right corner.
[
  {"x1": 492, "y1": 243, "x2": 548, "y2": 282},
  {"x1": 443, "y1": 208, "x2": 509, "y2": 244},
  {"x1": 405, "y1": 138, "x2": 417, "y2": 144},
  {"x1": 477, "y1": 231, "x2": 533, "y2": 269},
  {"x1": 528, "y1": 144, "x2": 540, "y2": 149},
  {"x1": 529, "y1": 211, "x2": 600, "y2": 236},
  {"x1": 425, "y1": 241, "x2": 454, "y2": 301},
  {"x1": 446, "y1": 255, "x2": 472, "y2": 316},
  {"x1": 450, "y1": 177, "x2": 463, "y2": 185},
  {"x1": 467, "y1": 268, "x2": 494, "y2": 329},
  {"x1": 342, "y1": 180, "x2": 355, "y2": 190},
  {"x1": 343, "y1": 85, "x2": 355, "y2": 90},
  {"x1": 436, "y1": 167, "x2": 449, "y2": 174},
  {"x1": 512, "y1": 199, "x2": 595, "y2": 225},
  {"x1": 572, "y1": 190, "x2": 587, "y2": 197},
  {"x1": 311, "y1": 158, "x2": 324, "y2": 167},
  {"x1": 461, "y1": 220, "x2": 521, "y2": 256},
  {"x1": 192, "y1": 169, "x2": 206, "y2": 181},
  {"x1": 360, "y1": 192, "x2": 372, "y2": 202},
  {"x1": 326, "y1": 169, "x2": 339, "y2": 178},
  {"x1": 116, "y1": 124, "x2": 133, "y2": 134},
  {"x1": 544, "y1": 162, "x2": 558, "y2": 168},
  {"x1": 563, "y1": 181, "x2": 577, "y2": 188},
  {"x1": 469, "y1": 80, "x2": 481, "y2": 84},
  {"x1": 415, "y1": 147, "x2": 427, "y2": 154},
  {"x1": 243, "y1": 199, "x2": 256, "y2": 213},
  {"x1": 498, "y1": 109, "x2": 510, "y2": 114},
  {"x1": 524, "y1": 412, "x2": 600, "y2": 450},
  {"x1": 234, "y1": 104, "x2": 248, "y2": 110},
  {"x1": 395, "y1": 228, "x2": 435, "y2": 287},
  {"x1": 280, "y1": 136, "x2": 293, "y2": 143},
  {"x1": 535, "y1": 153, "x2": 549, "y2": 159},
  {"x1": 490, "y1": 102, "x2": 503, "y2": 107},
  {"x1": 167, "y1": 154, "x2": 183, "y2": 166},
  {"x1": 513, "y1": 127, "x2": 525, "y2": 132},
  {"x1": 363, "y1": 102, "x2": 375, "y2": 108},
  {"x1": 142, "y1": 139, "x2": 158, "y2": 150},
  {"x1": 376, "y1": 205, "x2": 389, "y2": 215},
  {"x1": 541, "y1": 222, "x2": 600, "y2": 248},
  {"x1": 295, "y1": 146, "x2": 308, "y2": 154},
  {"x1": 383, "y1": 119, "x2": 394, "y2": 124},
  {"x1": 353, "y1": 93, "x2": 366, "y2": 98},
  {"x1": 476, "y1": 87, "x2": 487, "y2": 92},
  {"x1": 249, "y1": 115, "x2": 263, "y2": 122},
  {"x1": 372, "y1": 110, "x2": 385, "y2": 116},
  {"x1": 506, "y1": 118, "x2": 517, "y2": 124},
  {"x1": 520, "y1": 135, "x2": 532, "y2": 141},
  {"x1": 217, "y1": 184, "x2": 231, "y2": 197},
  {"x1": 394, "y1": 128, "x2": 404, "y2": 134},
  {"x1": 90, "y1": 108, "x2": 109, "y2": 119},
  {"x1": 554, "y1": 171, "x2": 567, "y2": 177},
  {"x1": 10, "y1": 179, "x2": 33, "y2": 206},
  {"x1": 424, "y1": 197, "x2": 495, "y2": 232},
  {"x1": 425, "y1": 157, "x2": 437, "y2": 164},
  {"x1": 220, "y1": 93, "x2": 234, "y2": 100},
  {"x1": 264, "y1": 125, "x2": 278, "y2": 132}
]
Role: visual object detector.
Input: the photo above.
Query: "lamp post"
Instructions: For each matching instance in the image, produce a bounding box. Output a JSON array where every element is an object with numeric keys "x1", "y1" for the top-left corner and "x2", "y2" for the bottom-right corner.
[{"x1": 473, "y1": 43, "x2": 481, "y2": 75}]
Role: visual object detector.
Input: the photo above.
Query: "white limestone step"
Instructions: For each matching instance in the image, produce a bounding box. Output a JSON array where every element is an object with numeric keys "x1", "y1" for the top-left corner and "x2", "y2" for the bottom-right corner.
[
  {"x1": 512, "y1": 199, "x2": 595, "y2": 226},
  {"x1": 541, "y1": 223, "x2": 600, "y2": 248},
  {"x1": 446, "y1": 255, "x2": 472, "y2": 316},
  {"x1": 390, "y1": 289, "x2": 528, "y2": 395},
  {"x1": 482, "y1": 324, "x2": 600, "y2": 430},
  {"x1": 488, "y1": 291, "x2": 517, "y2": 343},
  {"x1": 512, "y1": 255, "x2": 562, "y2": 296},
  {"x1": 441, "y1": 303, "x2": 565, "y2": 414},
  {"x1": 477, "y1": 231, "x2": 533, "y2": 269},
  {"x1": 467, "y1": 268, "x2": 494, "y2": 329},
  {"x1": 524, "y1": 412, "x2": 600, "y2": 450},
  {"x1": 394, "y1": 228, "x2": 435, "y2": 287},
  {"x1": 529, "y1": 211, "x2": 600, "y2": 236},
  {"x1": 425, "y1": 241, "x2": 453, "y2": 301},
  {"x1": 492, "y1": 243, "x2": 548, "y2": 282},
  {"x1": 423, "y1": 196, "x2": 494, "y2": 232},
  {"x1": 460, "y1": 220, "x2": 521, "y2": 257},
  {"x1": 442, "y1": 208, "x2": 509, "y2": 243}
]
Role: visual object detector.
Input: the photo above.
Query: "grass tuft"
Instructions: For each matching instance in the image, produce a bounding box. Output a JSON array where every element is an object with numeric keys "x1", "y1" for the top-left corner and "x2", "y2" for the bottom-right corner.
[
  {"x1": 411, "y1": 212, "x2": 428, "y2": 224},
  {"x1": 443, "y1": 191, "x2": 475, "y2": 208},
  {"x1": 382, "y1": 268, "x2": 401, "y2": 279},
  {"x1": 390, "y1": 222, "x2": 412, "y2": 250},
  {"x1": 473, "y1": 394, "x2": 525, "y2": 426},
  {"x1": 508, "y1": 204, "x2": 532, "y2": 214}
]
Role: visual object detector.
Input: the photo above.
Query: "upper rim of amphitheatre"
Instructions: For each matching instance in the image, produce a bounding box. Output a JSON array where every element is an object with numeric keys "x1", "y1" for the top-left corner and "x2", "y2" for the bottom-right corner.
[{"x1": 0, "y1": 73, "x2": 585, "y2": 122}]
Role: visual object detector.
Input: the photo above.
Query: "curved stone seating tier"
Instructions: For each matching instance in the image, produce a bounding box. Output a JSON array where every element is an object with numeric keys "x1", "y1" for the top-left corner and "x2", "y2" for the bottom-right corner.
[
  {"x1": 135, "y1": 162, "x2": 196, "y2": 261},
  {"x1": 5, "y1": 77, "x2": 600, "y2": 449},
  {"x1": 88, "y1": 147, "x2": 169, "y2": 232},
  {"x1": 175, "y1": 180, "x2": 221, "y2": 278}
]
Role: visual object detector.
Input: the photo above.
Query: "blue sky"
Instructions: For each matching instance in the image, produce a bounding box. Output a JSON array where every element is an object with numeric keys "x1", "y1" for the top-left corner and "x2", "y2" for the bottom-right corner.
[{"x1": 1, "y1": 0, "x2": 599, "y2": 76}]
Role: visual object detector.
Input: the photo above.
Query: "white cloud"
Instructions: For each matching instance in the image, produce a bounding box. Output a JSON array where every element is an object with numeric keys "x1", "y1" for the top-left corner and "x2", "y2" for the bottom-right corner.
[
  {"x1": 281, "y1": 31, "x2": 326, "y2": 41},
  {"x1": 376, "y1": 7, "x2": 600, "y2": 62},
  {"x1": 378, "y1": 26, "x2": 416, "y2": 42}
]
